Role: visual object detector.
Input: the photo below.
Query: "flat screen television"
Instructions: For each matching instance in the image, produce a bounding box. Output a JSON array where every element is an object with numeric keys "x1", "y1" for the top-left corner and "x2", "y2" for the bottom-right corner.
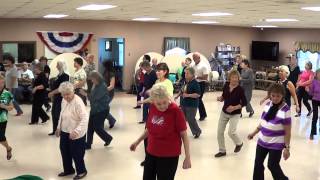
[{"x1": 251, "y1": 41, "x2": 279, "y2": 61}]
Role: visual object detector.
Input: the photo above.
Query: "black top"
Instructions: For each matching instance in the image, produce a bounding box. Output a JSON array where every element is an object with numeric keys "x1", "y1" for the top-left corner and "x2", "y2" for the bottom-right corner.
[
  {"x1": 104, "y1": 71, "x2": 115, "y2": 99},
  {"x1": 288, "y1": 65, "x2": 300, "y2": 87},
  {"x1": 237, "y1": 64, "x2": 242, "y2": 74},
  {"x1": 143, "y1": 70, "x2": 157, "y2": 90},
  {"x1": 43, "y1": 65, "x2": 50, "y2": 76},
  {"x1": 33, "y1": 72, "x2": 48, "y2": 100},
  {"x1": 180, "y1": 66, "x2": 187, "y2": 83},
  {"x1": 52, "y1": 73, "x2": 69, "y2": 101},
  {"x1": 222, "y1": 82, "x2": 247, "y2": 115},
  {"x1": 281, "y1": 80, "x2": 291, "y2": 107},
  {"x1": 0, "y1": 63, "x2": 5, "y2": 72},
  {"x1": 181, "y1": 79, "x2": 200, "y2": 108}
]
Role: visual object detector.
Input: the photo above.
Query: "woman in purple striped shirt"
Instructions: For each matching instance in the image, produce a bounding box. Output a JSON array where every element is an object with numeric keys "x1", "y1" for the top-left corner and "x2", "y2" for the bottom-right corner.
[
  {"x1": 248, "y1": 83, "x2": 291, "y2": 180},
  {"x1": 308, "y1": 69, "x2": 320, "y2": 140}
]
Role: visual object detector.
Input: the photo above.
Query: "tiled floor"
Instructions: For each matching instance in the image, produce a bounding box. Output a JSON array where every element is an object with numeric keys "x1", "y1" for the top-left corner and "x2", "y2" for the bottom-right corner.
[{"x1": 1, "y1": 90, "x2": 319, "y2": 180}]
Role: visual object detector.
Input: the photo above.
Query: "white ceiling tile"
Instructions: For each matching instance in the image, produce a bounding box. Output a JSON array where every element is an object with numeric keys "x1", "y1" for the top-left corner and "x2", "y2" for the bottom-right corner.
[{"x1": 0, "y1": 0, "x2": 320, "y2": 28}]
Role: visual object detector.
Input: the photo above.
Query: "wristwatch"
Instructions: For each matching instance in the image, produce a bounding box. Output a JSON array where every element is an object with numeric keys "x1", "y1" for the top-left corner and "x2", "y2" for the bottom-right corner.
[{"x1": 285, "y1": 145, "x2": 290, "y2": 150}]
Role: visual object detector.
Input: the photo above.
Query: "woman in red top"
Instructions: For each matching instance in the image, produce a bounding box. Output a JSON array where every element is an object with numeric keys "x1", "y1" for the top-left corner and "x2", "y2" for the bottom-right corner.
[
  {"x1": 296, "y1": 61, "x2": 314, "y2": 117},
  {"x1": 130, "y1": 85, "x2": 191, "y2": 180}
]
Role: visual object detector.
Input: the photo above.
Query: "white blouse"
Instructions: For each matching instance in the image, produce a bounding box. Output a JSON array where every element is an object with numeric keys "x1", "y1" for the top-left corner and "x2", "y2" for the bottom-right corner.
[{"x1": 58, "y1": 95, "x2": 89, "y2": 139}]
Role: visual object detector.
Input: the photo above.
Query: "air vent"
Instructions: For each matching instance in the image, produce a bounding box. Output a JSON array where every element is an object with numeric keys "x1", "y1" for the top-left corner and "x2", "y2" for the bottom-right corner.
[
  {"x1": 161, "y1": 10, "x2": 176, "y2": 14},
  {"x1": 281, "y1": 0, "x2": 303, "y2": 4}
]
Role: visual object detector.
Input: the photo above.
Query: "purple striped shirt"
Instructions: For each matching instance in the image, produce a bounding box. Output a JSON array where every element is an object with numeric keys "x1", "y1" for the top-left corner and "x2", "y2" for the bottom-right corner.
[{"x1": 258, "y1": 101, "x2": 291, "y2": 150}]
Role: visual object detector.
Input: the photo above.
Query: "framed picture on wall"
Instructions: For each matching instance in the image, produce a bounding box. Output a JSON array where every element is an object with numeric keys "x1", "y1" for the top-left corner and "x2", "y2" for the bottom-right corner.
[{"x1": 105, "y1": 41, "x2": 112, "y2": 51}]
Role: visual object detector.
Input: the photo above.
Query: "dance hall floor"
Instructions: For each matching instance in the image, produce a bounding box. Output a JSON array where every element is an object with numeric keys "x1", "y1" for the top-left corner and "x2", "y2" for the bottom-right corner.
[{"x1": 1, "y1": 90, "x2": 319, "y2": 180}]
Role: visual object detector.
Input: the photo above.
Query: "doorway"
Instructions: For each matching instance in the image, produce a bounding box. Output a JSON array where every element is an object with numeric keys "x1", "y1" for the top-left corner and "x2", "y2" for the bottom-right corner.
[{"x1": 98, "y1": 38, "x2": 125, "y2": 90}]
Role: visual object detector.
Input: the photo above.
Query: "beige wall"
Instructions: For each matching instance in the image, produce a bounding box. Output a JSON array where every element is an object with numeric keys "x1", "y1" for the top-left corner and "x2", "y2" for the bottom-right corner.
[
  {"x1": 0, "y1": 18, "x2": 260, "y2": 90},
  {"x1": 252, "y1": 28, "x2": 320, "y2": 69}
]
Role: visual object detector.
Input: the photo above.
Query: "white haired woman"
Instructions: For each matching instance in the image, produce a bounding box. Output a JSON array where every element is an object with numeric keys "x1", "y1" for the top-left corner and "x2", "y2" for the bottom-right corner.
[
  {"x1": 260, "y1": 65, "x2": 299, "y2": 113},
  {"x1": 130, "y1": 85, "x2": 191, "y2": 180},
  {"x1": 55, "y1": 82, "x2": 88, "y2": 179},
  {"x1": 80, "y1": 71, "x2": 113, "y2": 149},
  {"x1": 48, "y1": 61, "x2": 70, "y2": 136},
  {"x1": 175, "y1": 67, "x2": 202, "y2": 138}
]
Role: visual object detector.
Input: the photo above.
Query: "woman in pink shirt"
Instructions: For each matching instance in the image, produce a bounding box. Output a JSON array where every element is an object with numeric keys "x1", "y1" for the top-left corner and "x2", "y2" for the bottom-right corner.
[{"x1": 296, "y1": 61, "x2": 314, "y2": 117}]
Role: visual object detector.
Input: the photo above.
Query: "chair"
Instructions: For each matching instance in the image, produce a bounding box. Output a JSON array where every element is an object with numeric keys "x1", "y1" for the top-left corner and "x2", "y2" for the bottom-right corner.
[{"x1": 209, "y1": 71, "x2": 220, "y2": 91}]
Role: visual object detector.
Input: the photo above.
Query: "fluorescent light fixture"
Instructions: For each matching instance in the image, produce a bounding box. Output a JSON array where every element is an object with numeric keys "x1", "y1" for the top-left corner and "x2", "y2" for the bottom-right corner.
[
  {"x1": 253, "y1": 25, "x2": 278, "y2": 28},
  {"x1": 43, "y1": 14, "x2": 68, "y2": 18},
  {"x1": 132, "y1": 17, "x2": 159, "y2": 21},
  {"x1": 76, "y1": 4, "x2": 116, "y2": 11},
  {"x1": 302, "y1": 7, "x2": 320, "y2": 11},
  {"x1": 192, "y1": 21, "x2": 219, "y2": 24},
  {"x1": 265, "y1": 18, "x2": 298, "y2": 22},
  {"x1": 192, "y1": 12, "x2": 233, "y2": 16}
]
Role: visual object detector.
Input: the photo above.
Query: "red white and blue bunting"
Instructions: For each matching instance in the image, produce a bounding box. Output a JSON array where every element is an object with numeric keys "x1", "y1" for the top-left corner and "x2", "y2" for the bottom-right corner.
[{"x1": 36, "y1": 31, "x2": 93, "y2": 54}]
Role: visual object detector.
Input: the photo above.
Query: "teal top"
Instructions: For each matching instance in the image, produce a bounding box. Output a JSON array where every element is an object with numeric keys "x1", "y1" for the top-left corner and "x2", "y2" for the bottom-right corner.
[
  {"x1": 0, "y1": 90, "x2": 13, "y2": 123},
  {"x1": 181, "y1": 79, "x2": 200, "y2": 108}
]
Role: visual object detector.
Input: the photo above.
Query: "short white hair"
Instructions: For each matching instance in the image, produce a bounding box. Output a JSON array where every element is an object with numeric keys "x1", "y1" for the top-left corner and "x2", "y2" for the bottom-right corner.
[
  {"x1": 279, "y1": 65, "x2": 290, "y2": 77},
  {"x1": 57, "y1": 60, "x2": 67, "y2": 72},
  {"x1": 150, "y1": 84, "x2": 170, "y2": 101},
  {"x1": 59, "y1": 82, "x2": 74, "y2": 95}
]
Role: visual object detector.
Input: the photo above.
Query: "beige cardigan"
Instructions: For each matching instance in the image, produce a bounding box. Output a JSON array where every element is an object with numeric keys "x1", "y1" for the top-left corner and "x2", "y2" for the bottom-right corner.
[{"x1": 58, "y1": 95, "x2": 89, "y2": 139}]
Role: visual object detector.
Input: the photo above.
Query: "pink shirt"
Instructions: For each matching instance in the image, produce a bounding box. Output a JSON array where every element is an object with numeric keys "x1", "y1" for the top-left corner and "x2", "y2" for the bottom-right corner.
[{"x1": 298, "y1": 70, "x2": 314, "y2": 87}]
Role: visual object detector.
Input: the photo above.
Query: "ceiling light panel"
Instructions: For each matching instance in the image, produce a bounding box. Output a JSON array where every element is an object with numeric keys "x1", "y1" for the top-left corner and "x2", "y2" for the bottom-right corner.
[
  {"x1": 265, "y1": 18, "x2": 298, "y2": 22},
  {"x1": 132, "y1": 17, "x2": 159, "y2": 21},
  {"x1": 76, "y1": 4, "x2": 117, "y2": 11},
  {"x1": 192, "y1": 12, "x2": 233, "y2": 16},
  {"x1": 43, "y1": 14, "x2": 68, "y2": 18}
]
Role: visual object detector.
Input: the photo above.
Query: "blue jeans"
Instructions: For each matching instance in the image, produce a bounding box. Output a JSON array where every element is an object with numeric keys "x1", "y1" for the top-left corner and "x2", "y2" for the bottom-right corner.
[{"x1": 11, "y1": 88, "x2": 23, "y2": 114}]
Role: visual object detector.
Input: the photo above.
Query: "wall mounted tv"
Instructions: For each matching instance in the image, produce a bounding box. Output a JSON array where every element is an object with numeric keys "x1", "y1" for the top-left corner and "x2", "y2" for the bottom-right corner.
[{"x1": 251, "y1": 41, "x2": 279, "y2": 61}]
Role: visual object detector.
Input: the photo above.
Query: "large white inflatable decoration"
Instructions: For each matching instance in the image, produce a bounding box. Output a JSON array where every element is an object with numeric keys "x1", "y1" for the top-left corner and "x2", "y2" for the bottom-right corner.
[
  {"x1": 134, "y1": 52, "x2": 164, "y2": 72},
  {"x1": 49, "y1": 53, "x2": 86, "y2": 79},
  {"x1": 165, "y1": 47, "x2": 187, "y2": 56},
  {"x1": 161, "y1": 55, "x2": 186, "y2": 73}
]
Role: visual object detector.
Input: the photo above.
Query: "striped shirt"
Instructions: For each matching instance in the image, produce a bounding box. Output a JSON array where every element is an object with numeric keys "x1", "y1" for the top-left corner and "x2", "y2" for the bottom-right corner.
[{"x1": 258, "y1": 101, "x2": 291, "y2": 150}]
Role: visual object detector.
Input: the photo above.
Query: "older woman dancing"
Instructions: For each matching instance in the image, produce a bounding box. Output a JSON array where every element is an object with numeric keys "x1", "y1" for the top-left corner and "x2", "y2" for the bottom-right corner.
[
  {"x1": 55, "y1": 82, "x2": 88, "y2": 180},
  {"x1": 80, "y1": 71, "x2": 113, "y2": 149},
  {"x1": 48, "y1": 61, "x2": 69, "y2": 136}
]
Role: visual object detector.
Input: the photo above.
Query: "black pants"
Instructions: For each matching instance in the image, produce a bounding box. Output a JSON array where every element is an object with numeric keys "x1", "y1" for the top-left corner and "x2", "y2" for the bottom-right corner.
[
  {"x1": 31, "y1": 99, "x2": 49, "y2": 123},
  {"x1": 0, "y1": 121, "x2": 7, "y2": 142},
  {"x1": 60, "y1": 132, "x2": 87, "y2": 174},
  {"x1": 198, "y1": 81, "x2": 207, "y2": 118},
  {"x1": 253, "y1": 145, "x2": 288, "y2": 180},
  {"x1": 143, "y1": 153, "x2": 179, "y2": 180},
  {"x1": 297, "y1": 86, "x2": 311, "y2": 113},
  {"x1": 137, "y1": 83, "x2": 143, "y2": 102},
  {"x1": 43, "y1": 92, "x2": 50, "y2": 108},
  {"x1": 86, "y1": 110, "x2": 113, "y2": 146},
  {"x1": 51, "y1": 97, "x2": 62, "y2": 133},
  {"x1": 311, "y1": 100, "x2": 320, "y2": 135}
]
